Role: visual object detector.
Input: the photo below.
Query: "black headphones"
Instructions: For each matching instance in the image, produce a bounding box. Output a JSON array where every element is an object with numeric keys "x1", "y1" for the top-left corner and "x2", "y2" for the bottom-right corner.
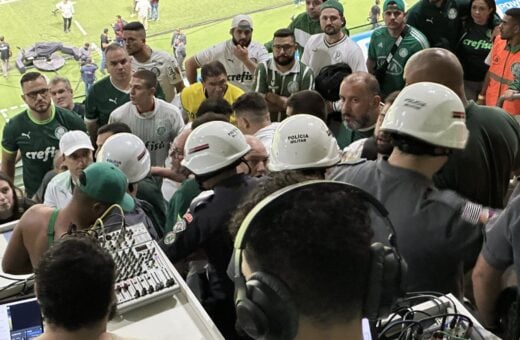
[{"x1": 233, "y1": 180, "x2": 406, "y2": 340}]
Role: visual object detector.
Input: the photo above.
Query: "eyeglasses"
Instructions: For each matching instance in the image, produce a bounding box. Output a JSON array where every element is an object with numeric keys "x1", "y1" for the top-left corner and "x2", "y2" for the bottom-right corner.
[
  {"x1": 273, "y1": 44, "x2": 296, "y2": 52},
  {"x1": 24, "y1": 88, "x2": 49, "y2": 100}
]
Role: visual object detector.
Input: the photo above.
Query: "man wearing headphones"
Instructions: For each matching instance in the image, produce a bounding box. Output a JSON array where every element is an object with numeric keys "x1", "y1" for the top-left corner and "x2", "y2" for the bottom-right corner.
[
  {"x1": 329, "y1": 82, "x2": 485, "y2": 298},
  {"x1": 159, "y1": 121, "x2": 258, "y2": 339},
  {"x1": 228, "y1": 180, "x2": 379, "y2": 340}
]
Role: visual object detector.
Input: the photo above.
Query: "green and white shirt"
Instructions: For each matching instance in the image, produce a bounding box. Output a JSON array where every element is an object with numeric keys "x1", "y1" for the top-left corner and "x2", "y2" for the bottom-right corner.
[
  {"x1": 301, "y1": 34, "x2": 367, "y2": 75},
  {"x1": 253, "y1": 59, "x2": 314, "y2": 97},
  {"x1": 131, "y1": 49, "x2": 183, "y2": 103},
  {"x1": 108, "y1": 97, "x2": 184, "y2": 167},
  {"x1": 368, "y1": 25, "x2": 429, "y2": 97},
  {"x1": 2, "y1": 106, "x2": 86, "y2": 197}
]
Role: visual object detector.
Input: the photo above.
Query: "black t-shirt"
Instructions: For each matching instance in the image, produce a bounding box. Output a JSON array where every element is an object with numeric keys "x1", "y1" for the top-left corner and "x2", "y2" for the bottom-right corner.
[
  {"x1": 457, "y1": 22, "x2": 493, "y2": 81},
  {"x1": 100, "y1": 34, "x2": 109, "y2": 51}
]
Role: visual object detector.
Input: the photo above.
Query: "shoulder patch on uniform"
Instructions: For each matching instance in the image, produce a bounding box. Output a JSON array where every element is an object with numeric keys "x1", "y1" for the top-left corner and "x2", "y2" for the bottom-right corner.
[
  {"x1": 189, "y1": 190, "x2": 215, "y2": 212},
  {"x1": 173, "y1": 219, "x2": 187, "y2": 233},
  {"x1": 163, "y1": 231, "x2": 177, "y2": 245}
]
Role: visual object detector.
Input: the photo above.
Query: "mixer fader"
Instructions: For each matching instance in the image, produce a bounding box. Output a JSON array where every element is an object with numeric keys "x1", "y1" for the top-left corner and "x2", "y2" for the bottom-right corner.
[{"x1": 98, "y1": 223, "x2": 180, "y2": 314}]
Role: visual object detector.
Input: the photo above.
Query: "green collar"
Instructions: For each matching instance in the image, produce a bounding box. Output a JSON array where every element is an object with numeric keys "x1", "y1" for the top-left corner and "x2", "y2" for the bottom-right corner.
[
  {"x1": 506, "y1": 42, "x2": 520, "y2": 53},
  {"x1": 26, "y1": 104, "x2": 56, "y2": 125}
]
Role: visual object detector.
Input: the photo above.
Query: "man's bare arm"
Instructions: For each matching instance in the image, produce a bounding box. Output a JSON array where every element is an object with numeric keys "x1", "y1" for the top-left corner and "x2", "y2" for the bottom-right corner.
[
  {"x1": 472, "y1": 254, "x2": 503, "y2": 328},
  {"x1": 367, "y1": 58, "x2": 376, "y2": 74},
  {"x1": 185, "y1": 57, "x2": 199, "y2": 84},
  {"x1": 1, "y1": 150, "x2": 17, "y2": 182},
  {"x1": 2, "y1": 212, "x2": 36, "y2": 274}
]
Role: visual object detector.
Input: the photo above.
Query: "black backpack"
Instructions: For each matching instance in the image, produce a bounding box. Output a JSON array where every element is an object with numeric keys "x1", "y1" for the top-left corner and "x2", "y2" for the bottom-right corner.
[{"x1": 314, "y1": 63, "x2": 353, "y2": 102}]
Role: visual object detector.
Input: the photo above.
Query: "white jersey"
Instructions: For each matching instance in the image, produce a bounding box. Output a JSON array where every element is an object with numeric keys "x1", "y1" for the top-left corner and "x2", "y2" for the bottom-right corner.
[
  {"x1": 109, "y1": 97, "x2": 185, "y2": 166},
  {"x1": 131, "y1": 49, "x2": 183, "y2": 103},
  {"x1": 56, "y1": 1, "x2": 74, "y2": 18},
  {"x1": 254, "y1": 123, "x2": 280, "y2": 153},
  {"x1": 301, "y1": 33, "x2": 367, "y2": 75},
  {"x1": 195, "y1": 40, "x2": 269, "y2": 91}
]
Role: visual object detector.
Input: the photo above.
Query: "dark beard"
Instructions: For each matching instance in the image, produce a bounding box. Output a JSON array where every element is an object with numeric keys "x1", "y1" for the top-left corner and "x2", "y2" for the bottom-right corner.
[
  {"x1": 274, "y1": 55, "x2": 295, "y2": 66},
  {"x1": 232, "y1": 37, "x2": 251, "y2": 48}
]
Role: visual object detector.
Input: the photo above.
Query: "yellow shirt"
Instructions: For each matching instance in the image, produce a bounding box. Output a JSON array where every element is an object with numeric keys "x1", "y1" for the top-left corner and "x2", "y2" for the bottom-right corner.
[{"x1": 180, "y1": 82, "x2": 244, "y2": 122}]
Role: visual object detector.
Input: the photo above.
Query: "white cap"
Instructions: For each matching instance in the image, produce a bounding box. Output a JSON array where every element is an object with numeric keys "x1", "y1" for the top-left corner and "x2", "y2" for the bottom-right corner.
[
  {"x1": 59, "y1": 130, "x2": 94, "y2": 156},
  {"x1": 231, "y1": 15, "x2": 253, "y2": 29}
]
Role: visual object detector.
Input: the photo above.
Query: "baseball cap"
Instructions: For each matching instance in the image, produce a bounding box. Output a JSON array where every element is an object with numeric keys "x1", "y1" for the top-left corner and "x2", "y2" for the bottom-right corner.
[
  {"x1": 320, "y1": 0, "x2": 344, "y2": 15},
  {"x1": 231, "y1": 15, "x2": 253, "y2": 30},
  {"x1": 78, "y1": 162, "x2": 135, "y2": 212},
  {"x1": 59, "y1": 130, "x2": 94, "y2": 156},
  {"x1": 383, "y1": 0, "x2": 405, "y2": 11}
]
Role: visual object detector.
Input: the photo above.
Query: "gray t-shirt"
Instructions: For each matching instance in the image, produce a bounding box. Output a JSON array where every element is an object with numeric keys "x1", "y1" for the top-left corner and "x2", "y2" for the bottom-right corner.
[
  {"x1": 328, "y1": 158, "x2": 484, "y2": 296},
  {"x1": 482, "y1": 195, "x2": 520, "y2": 277}
]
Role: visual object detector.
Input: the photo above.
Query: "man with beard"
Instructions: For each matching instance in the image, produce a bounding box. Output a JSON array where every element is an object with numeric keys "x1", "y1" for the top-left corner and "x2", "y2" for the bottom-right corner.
[
  {"x1": 338, "y1": 72, "x2": 381, "y2": 147},
  {"x1": 481, "y1": 8, "x2": 520, "y2": 115},
  {"x1": 1, "y1": 72, "x2": 86, "y2": 198},
  {"x1": 123, "y1": 21, "x2": 184, "y2": 103},
  {"x1": 302, "y1": 0, "x2": 366, "y2": 75},
  {"x1": 367, "y1": 0, "x2": 429, "y2": 98},
  {"x1": 34, "y1": 238, "x2": 120, "y2": 340},
  {"x1": 253, "y1": 28, "x2": 314, "y2": 122},
  {"x1": 341, "y1": 90, "x2": 398, "y2": 161},
  {"x1": 185, "y1": 15, "x2": 269, "y2": 91}
]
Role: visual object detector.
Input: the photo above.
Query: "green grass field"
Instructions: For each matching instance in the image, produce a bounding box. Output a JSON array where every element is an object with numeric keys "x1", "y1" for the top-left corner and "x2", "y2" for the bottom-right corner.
[{"x1": 0, "y1": 0, "x2": 417, "y2": 135}]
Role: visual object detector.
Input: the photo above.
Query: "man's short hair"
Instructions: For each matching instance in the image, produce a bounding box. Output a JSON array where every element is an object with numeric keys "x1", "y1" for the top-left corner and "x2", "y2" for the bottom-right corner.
[
  {"x1": 201, "y1": 61, "x2": 227, "y2": 81},
  {"x1": 20, "y1": 71, "x2": 44, "y2": 87},
  {"x1": 273, "y1": 28, "x2": 295, "y2": 43},
  {"x1": 35, "y1": 237, "x2": 116, "y2": 331},
  {"x1": 97, "y1": 122, "x2": 132, "y2": 135},
  {"x1": 103, "y1": 28, "x2": 109, "y2": 33},
  {"x1": 123, "y1": 21, "x2": 145, "y2": 32},
  {"x1": 343, "y1": 71, "x2": 381, "y2": 96},
  {"x1": 230, "y1": 179, "x2": 373, "y2": 324},
  {"x1": 196, "y1": 98, "x2": 233, "y2": 118},
  {"x1": 287, "y1": 90, "x2": 327, "y2": 122},
  {"x1": 104, "y1": 43, "x2": 127, "y2": 56},
  {"x1": 132, "y1": 69, "x2": 158, "y2": 89},
  {"x1": 49, "y1": 76, "x2": 72, "y2": 91},
  {"x1": 232, "y1": 92, "x2": 269, "y2": 122},
  {"x1": 506, "y1": 8, "x2": 520, "y2": 25},
  {"x1": 192, "y1": 112, "x2": 229, "y2": 129}
]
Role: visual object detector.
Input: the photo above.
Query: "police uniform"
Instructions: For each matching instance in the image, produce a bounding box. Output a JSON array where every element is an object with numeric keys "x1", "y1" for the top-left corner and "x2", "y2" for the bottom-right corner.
[
  {"x1": 406, "y1": 0, "x2": 468, "y2": 52},
  {"x1": 160, "y1": 174, "x2": 258, "y2": 339},
  {"x1": 328, "y1": 157, "x2": 483, "y2": 297}
]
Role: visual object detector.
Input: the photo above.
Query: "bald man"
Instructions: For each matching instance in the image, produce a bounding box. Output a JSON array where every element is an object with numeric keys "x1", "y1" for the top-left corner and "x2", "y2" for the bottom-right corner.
[
  {"x1": 404, "y1": 48, "x2": 520, "y2": 209},
  {"x1": 242, "y1": 135, "x2": 268, "y2": 177}
]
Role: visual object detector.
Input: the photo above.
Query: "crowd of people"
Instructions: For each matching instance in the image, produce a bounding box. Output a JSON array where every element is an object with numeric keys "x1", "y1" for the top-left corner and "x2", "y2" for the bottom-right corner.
[{"x1": 2, "y1": 0, "x2": 520, "y2": 339}]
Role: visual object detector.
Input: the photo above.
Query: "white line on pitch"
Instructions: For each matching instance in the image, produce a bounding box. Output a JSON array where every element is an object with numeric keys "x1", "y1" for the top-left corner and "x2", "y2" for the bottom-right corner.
[{"x1": 74, "y1": 20, "x2": 87, "y2": 36}]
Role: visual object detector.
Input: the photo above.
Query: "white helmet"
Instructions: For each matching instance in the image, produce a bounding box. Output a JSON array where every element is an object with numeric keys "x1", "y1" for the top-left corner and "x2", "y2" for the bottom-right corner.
[
  {"x1": 182, "y1": 121, "x2": 250, "y2": 176},
  {"x1": 96, "y1": 133, "x2": 151, "y2": 183},
  {"x1": 268, "y1": 114, "x2": 341, "y2": 171},
  {"x1": 381, "y1": 82, "x2": 468, "y2": 149}
]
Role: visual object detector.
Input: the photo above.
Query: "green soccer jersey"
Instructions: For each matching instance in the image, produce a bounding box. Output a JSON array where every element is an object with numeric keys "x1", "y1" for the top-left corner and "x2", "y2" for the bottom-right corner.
[
  {"x1": 368, "y1": 25, "x2": 429, "y2": 97},
  {"x1": 85, "y1": 76, "x2": 129, "y2": 127},
  {"x1": 2, "y1": 106, "x2": 86, "y2": 197},
  {"x1": 253, "y1": 59, "x2": 314, "y2": 97}
]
